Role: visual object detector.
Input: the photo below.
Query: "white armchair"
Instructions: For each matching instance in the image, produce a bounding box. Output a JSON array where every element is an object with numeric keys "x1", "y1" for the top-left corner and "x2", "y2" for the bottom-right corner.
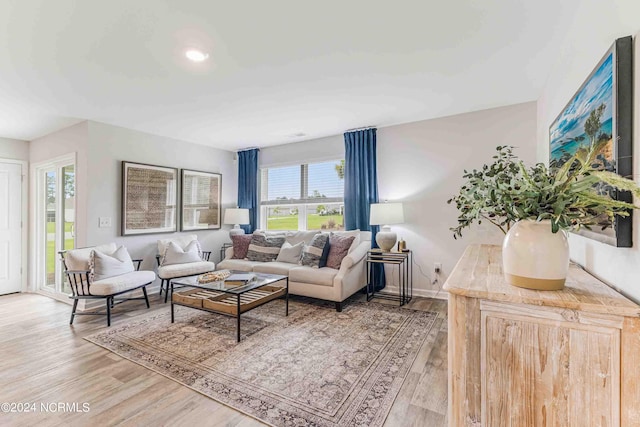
[
  {"x1": 156, "y1": 235, "x2": 215, "y2": 303},
  {"x1": 60, "y1": 243, "x2": 155, "y2": 326}
]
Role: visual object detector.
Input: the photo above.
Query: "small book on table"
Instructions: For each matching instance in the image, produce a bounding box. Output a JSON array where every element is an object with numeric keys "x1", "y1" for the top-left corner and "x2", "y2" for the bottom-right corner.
[{"x1": 225, "y1": 273, "x2": 257, "y2": 286}]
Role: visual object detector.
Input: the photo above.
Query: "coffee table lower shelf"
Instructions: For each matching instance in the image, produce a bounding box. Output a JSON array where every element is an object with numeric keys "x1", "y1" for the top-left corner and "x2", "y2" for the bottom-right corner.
[{"x1": 170, "y1": 281, "x2": 288, "y2": 342}]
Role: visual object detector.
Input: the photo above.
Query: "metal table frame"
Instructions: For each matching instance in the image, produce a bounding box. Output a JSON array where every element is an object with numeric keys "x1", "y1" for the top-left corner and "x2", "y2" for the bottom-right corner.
[
  {"x1": 366, "y1": 249, "x2": 412, "y2": 306},
  {"x1": 170, "y1": 274, "x2": 289, "y2": 342}
]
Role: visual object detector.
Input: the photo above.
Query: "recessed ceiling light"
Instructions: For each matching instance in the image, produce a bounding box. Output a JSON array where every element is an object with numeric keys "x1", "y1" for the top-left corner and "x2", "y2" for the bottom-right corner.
[
  {"x1": 287, "y1": 132, "x2": 306, "y2": 138},
  {"x1": 185, "y1": 49, "x2": 209, "y2": 62}
]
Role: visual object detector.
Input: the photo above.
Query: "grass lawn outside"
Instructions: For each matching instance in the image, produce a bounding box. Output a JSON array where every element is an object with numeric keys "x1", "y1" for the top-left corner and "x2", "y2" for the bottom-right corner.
[
  {"x1": 46, "y1": 222, "x2": 75, "y2": 280},
  {"x1": 47, "y1": 222, "x2": 73, "y2": 233},
  {"x1": 267, "y1": 214, "x2": 344, "y2": 231}
]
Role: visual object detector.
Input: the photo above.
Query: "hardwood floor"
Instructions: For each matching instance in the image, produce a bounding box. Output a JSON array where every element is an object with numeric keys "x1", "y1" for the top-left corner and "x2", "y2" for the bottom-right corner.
[{"x1": 0, "y1": 292, "x2": 448, "y2": 427}]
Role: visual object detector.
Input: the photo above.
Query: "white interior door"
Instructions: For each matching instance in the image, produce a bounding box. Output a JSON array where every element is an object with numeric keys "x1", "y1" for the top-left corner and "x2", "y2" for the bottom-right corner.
[{"x1": 0, "y1": 162, "x2": 22, "y2": 295}]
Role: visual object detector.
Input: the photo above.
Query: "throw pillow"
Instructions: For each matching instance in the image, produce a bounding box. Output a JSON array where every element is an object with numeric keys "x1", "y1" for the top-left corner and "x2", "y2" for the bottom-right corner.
[
  {"x1": 246, "y1": 233, "x2": 286, "y2": 262},
  {"x1": 157, "y1": 234, "x2": 198, "y2": 257},
  {"x1": 161, "y1": 240, "x2": 202, "y2": 266},
  {"x1": 90, "y1": 246, "x2": 135, "y2": 281},
  {"x1": 331, "y1": 229, "x2": 361, "y2": 253},
  {"x1": 275, "y1": 241, "x2": 304, "y2": 264},
  {"x1": 326, "y1": 234, "x2": 356, "y2": 269},
  {"x1": 300, "y1": 233, "x2": 330, "y2": 268},
  {"x1": 231, "y1": 234, "x2": 253, "y2": 259}
]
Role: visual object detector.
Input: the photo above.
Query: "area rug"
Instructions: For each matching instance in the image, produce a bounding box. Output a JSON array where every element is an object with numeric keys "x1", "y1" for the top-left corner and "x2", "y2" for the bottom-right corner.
[{"x1": 85, "y1": 299, "x2": 437, "y2": 426}]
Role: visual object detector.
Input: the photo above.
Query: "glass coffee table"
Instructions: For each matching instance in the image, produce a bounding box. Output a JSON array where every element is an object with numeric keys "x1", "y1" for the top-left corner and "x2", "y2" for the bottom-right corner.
[{"x1": 170, "y1": 271, "x2": 288, "y2": 342}]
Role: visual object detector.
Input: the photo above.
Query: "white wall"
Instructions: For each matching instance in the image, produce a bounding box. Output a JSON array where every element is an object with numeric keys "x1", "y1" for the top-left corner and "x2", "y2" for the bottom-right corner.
[
  {"x1": 86, "y1": 121, "x2": 238, "y2": 274},
  {"x1": 0, "y1": 137, "x2": 29, "y2": 161},
  {"x1": 536, "y1": 1, "x2": 640, "y2": 302},
  {"x1": 260, "y1": 134, "x2": 343, "y2": 167},
  {"x1": 27, "y1": 120, "x2": 237, "y2": 299},
  {"x1": 260, "y1": 102, "x2": 538, "y2": 296}
]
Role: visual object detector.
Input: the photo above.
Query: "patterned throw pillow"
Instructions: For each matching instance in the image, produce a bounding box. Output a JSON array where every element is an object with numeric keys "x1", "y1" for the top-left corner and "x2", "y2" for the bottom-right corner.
[
  {"x1": 331, "y1": 229, "x2": 361, "y2": 253},
  {"x1": 300, "y1": 233, "x2": 330, "y2": 268},
  {"x1": 246, "y1": 233, "x2": 286, "y2": 262},
  {"x1": 231, "y1": 234, "x2": 253, "y2": 259},
  {"x1": 326, "y1": 234, "x2": 356, "y2": 269}
]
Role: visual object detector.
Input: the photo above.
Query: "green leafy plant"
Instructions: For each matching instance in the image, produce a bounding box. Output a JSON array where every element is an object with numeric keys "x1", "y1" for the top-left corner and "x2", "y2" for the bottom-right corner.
[{"x1": 447, "y1": 140, "x2": 640, "y2": 239}]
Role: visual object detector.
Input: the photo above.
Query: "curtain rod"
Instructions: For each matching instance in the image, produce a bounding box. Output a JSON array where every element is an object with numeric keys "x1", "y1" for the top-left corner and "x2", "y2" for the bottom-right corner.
[
  {"x1": 237, "y1": 147, "x2": 260, "y2": 152},
  {"x1": 344, "y1": 125, "x2": 377, "y2": 133}
]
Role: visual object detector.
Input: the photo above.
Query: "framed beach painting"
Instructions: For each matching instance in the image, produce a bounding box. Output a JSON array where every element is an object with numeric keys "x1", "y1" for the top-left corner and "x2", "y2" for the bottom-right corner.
[
  {"x1": 180, "y1": 169, "x2": 222, "y2": 231},
  {"x1": 549, "y1": 36, "x2": 633, "y2": 247},
  {"x1": 121, "y1": 161, "x2": 178, "y2": 236}
]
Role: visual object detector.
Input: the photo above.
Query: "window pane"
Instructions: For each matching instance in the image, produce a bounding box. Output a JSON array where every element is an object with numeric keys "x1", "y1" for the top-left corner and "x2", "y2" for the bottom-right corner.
[
  {"x1": 307, "y1": 203, "x2": 344, "y2": 231},
  {"x1": 266, "y1": 205, "x2": 299, "y2": 230},
  {"x1": 45, "y1": 171, "x2": 57, "y2": 287},
  {"x1": 263, "y1": 165, "x2": 301, "y2": 203},
  {"x1": 261, "y1": 159, "x2": 344, "y2": 231},
  {"x1": 62, "y1": 165, "x2": 75, "y2": 294},
  {"x1": 305, "y1": 160, "x2": 344, "y2": 199}
]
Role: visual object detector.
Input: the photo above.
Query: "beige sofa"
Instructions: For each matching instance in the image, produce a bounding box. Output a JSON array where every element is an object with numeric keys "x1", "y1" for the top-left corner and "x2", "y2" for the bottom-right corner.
[{"x1": 217, "y1": 230, "x2": 371, "y2": 311}]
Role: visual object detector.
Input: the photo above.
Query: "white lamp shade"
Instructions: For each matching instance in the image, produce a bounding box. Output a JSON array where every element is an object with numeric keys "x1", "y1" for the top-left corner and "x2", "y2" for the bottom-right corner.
[
  {"x1": 223, "y1": 208, "x2": 250, "y2": 225},
  {"x1": 370, "y1": 203, "x2": 404, "y2": 225}
]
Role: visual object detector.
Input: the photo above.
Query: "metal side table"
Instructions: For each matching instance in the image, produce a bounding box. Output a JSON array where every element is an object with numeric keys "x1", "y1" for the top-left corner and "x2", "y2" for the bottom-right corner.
[{"x1": 366, "y1": 249, "x2": 412, "y2": 306}]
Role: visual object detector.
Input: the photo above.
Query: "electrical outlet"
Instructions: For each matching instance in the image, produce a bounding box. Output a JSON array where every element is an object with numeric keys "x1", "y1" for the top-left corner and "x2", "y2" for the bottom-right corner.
[
  {"x1": 99, "y1": 217, "x2": 112, "y2": 228},
  {"x1": 434, "y1": 262, "x2": 442, "y2": 274}
]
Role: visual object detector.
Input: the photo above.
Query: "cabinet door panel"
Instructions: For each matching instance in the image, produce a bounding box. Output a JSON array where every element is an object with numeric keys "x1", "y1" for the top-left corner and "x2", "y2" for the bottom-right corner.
[{"x1": 482, "y1": 311, "x2": 620, "y2": 427}]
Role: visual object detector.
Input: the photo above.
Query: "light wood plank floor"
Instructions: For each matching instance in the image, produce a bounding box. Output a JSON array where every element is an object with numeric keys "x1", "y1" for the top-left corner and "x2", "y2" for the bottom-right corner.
[{"x1": 0, "y1": 292, "x2": 448, "y2": 427}]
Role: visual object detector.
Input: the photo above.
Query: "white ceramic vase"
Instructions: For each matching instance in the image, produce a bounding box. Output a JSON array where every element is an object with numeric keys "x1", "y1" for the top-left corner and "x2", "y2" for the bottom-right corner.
[{"x1": 502, "y1": 219, "x2": 569, "y2": 290}]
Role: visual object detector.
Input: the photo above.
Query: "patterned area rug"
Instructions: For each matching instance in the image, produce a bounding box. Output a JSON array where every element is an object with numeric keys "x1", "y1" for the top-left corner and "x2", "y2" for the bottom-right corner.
[{"x1": 85, "y1": 299, "x2": 437, "y2": 426}]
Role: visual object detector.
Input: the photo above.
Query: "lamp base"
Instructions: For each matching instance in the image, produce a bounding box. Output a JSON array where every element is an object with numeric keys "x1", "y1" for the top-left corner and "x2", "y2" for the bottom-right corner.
[
  {"x1": 229, "y1": 225, "x2": 245, "y2": 237},
  {"x1": 375, "y1": 225, "x2": 397, "y2": 252}
]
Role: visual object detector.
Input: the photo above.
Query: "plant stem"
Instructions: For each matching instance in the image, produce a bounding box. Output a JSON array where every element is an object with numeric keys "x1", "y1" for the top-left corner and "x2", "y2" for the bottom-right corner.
[{"x1": 481, "y1": 215, "x2": 507, "y2": 234}]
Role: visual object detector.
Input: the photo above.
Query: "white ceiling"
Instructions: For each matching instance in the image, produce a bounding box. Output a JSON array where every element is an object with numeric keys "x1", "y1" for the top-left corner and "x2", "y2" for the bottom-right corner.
[{"x1": 0, "y1": 0, "x2": 581, "y2": 150}]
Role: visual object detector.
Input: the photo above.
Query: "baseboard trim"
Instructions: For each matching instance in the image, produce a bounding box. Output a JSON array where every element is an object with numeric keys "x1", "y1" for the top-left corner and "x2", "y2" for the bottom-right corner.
[{"x1": 380, "y1": 285, "x2": 448, "y2": 301}]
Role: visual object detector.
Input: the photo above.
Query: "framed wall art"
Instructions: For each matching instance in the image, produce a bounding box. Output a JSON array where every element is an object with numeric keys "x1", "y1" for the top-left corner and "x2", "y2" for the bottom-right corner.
[
  {"x1": 549, "y1": 36, "x2": 633, "y2": 247},
  {"x1": 180, "y1": 169, "x2": 222, "y2": 231},
  {"x1": 121, "y1": 161, "x2": 178, "y2": 236}
]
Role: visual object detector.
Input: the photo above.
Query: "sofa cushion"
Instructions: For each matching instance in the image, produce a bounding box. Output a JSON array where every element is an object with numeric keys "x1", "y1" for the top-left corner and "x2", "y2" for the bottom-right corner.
[
  {"x1": 157, "y1": 261, "x2": 215, "y2": 279},
  {"x1": 253, "y1": 262, "x2": 298, "y2": 276},
  {"x1": 161, "y1": 240, "x2": 202, "y2": 266},
  {"x1": 289, "y1": 266, "x2": 338, "y2": 287},
  {"x1": 246, "y1": 233, "x2": 285, "y2": 262},
  {"x1": 285, "y1": 230, "x2": 319, "y2": 246},
  {"x1": 231, "y1": 234, "x2": 252, "y2": 259},
  {"x1": 326, "y1": 234, "x2": 355, "y2": 269},
  {"x1": 300, "y1": 233, "x2": 329, "y2": 268},
  {"x1": 90, "y1": 246, "x2": 135, "y2": 281},
  {"x1": 275, "y1": 241, "x2": 304, "y2": 264},
  {"x1": 217, "y1": 259, "x2": 261, "y2": 272},
  {"x1": 157, "y1": 234, "x2": 198, "y2": 255},
  {"x1": 65, "y1": 243, "x2": 118, "y2": 272},
  {"x1": 91, "y1": 271, "x2": 156, "y2": 296}
]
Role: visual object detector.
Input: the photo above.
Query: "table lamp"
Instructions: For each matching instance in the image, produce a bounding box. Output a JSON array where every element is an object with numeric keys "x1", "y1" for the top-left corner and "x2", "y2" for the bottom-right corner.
[
  {"x1": 224, "y1": 208, "x2": 250, "y2": 236},
  {"x1": 370, "y1": 202, "x2": 404, "y2": 251}
]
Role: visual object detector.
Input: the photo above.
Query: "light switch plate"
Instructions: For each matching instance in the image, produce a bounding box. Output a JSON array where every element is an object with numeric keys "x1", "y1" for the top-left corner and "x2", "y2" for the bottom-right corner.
[{"x1": 99, "y1": 217, "x2": 112, "y2": 228}]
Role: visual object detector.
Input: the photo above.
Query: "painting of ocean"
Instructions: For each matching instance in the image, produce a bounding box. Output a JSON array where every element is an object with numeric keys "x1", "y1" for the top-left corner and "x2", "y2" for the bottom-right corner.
[{"x1": 549, "y1": 52, "x2": 613, "y2": 168}]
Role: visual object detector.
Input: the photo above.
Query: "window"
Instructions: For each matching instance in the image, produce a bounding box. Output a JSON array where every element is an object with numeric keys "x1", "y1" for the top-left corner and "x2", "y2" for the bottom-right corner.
[
  {"x1": 261, "y1": 159, "x2": 345, "y2": 231},
  {"x1": 34, "y1": 154, "x2": 76, "y2": 296}
]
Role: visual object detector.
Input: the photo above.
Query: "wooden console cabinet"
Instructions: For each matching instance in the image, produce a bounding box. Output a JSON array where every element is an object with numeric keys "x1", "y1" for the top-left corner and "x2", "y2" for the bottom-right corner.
[{"x1": 443, "y1": 244, "x2": 640, "y2": 427}]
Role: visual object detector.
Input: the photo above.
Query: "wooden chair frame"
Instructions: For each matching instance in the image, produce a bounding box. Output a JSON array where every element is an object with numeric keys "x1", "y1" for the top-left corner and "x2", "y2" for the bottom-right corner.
[{"x1": 60, "y1": 250, "x2": 152, "y2": 326}]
